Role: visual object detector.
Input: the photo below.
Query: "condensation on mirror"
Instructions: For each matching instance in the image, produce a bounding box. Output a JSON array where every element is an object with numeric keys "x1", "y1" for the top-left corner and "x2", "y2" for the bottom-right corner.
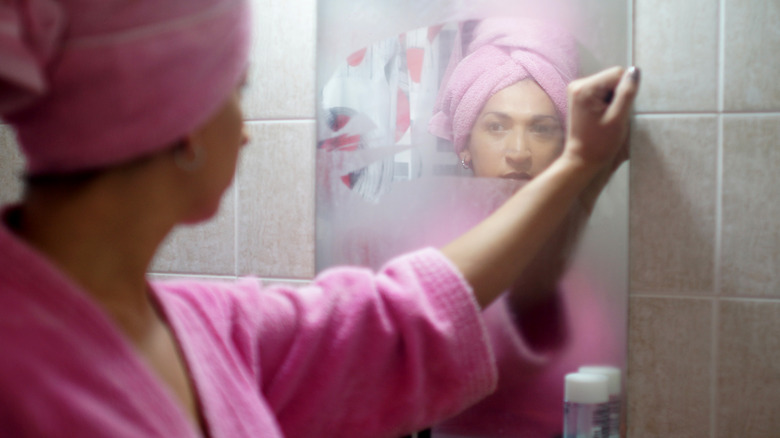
[{"x1": 316, "y1": 1, "x2": 629, "y2": 437}]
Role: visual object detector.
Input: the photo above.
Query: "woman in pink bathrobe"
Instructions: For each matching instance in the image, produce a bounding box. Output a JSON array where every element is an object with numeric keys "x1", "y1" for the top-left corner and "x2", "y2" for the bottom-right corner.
[
  {"x1": 0, "y1": 1, "x2": 638, "y2": 437},
  {"x1": 427, "y1": 18, "x2": 626, "y2": 438}
]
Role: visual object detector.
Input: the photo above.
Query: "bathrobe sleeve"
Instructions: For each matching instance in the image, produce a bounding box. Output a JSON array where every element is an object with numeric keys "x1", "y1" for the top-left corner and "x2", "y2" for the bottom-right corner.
[{"x1": 156, "y1": 248, "x2": 497, "y2": 438}]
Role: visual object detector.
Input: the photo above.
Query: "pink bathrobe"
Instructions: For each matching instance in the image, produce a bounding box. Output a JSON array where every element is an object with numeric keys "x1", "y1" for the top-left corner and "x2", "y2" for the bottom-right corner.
[
  {"x1": 435, "y1": 270, "x2": 622, "y2": 437},
  {"x1": 0, "y1": 216, "x2": 497, "y2": 437}
]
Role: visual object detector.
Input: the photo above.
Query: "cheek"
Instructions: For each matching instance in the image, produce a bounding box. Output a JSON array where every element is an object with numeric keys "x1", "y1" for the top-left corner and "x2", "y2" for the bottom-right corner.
[
  {"x1": 532, "y1": 142, "x2": 563, "y2": 170},
  {"x1": 469, "y1": 132, "x2": 504, "y2": 159}
]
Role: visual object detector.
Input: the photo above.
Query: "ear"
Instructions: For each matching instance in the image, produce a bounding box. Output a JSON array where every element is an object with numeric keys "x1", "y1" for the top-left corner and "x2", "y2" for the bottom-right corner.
[
  {"x1": 173, "y1": 136, "x2": 205, "y2": 172},
  {"x1": 459, "y1": 150, "x2": 472, "y2": 166}
]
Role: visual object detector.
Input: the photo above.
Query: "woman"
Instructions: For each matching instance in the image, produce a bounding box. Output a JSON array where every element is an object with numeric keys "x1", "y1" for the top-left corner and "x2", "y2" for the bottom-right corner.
[
  {"x1": 429, "y1": 18, "x2": 628, "y2": 437},
  {"x1": 0, "y1": 1, "x2": 638, "y2": 437}
]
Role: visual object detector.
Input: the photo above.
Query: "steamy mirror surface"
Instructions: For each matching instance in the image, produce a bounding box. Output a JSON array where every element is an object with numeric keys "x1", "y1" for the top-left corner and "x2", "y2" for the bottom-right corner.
[{"x1": 316, "y1": 1, "x2": 629, "y2": 436}]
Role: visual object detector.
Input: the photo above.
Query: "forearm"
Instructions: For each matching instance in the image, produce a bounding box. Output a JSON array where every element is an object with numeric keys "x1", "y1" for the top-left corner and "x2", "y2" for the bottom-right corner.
[{"x1": 442, "y1": 153, "x2": 602, "y2": 308}]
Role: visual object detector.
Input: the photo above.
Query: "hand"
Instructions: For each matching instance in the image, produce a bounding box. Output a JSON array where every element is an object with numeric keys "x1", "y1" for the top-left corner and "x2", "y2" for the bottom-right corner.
[
  {"x1": 442, "y1": 66, "x2": 640, "y2": 309},
  {"x1": 564, "y1": 66, "x2": 640, "y2": 170}
]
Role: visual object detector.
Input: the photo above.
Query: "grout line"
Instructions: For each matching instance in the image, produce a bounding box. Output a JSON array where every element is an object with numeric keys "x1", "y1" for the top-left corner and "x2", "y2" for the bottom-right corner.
[
  {"x1": 634, "y1": 112, "x2": 720, "y2": 118},
  {"x1": 717, "y1": 296, "x2": 780, "y2": 304},
  {"x1": 630, "y1": 293, "x2": 780, "y2": 302},
  {"x1": 147, "y1": 272, "x2": 239, "y2": 280},
  {"x1": 630, "y1": 293, "x2": 715, "y2": 301},
  {"x1": 234, "y1": 170, "x2": 240, "y2": 278},
  {"x1": 712, "y1": 119, "x2": 723, "y2": 438},
  {"x1": 718, "y1": 0, "x2": 726, "y2": 114},
  {"x1": 625, "y1": 3, "x2": 635, "y2": 432},
  {"x1": 259, "y1": 277, "x2": 314, "y2": 285},
  {"x1": 148, "y1": 272, "x2": 315, "y2": 285},
  {"x1": 711, "y1": 298, "x2": 720, "y2": 438},
  {"x1": 716, "y1": 110, "x2": 780, "y2": 115},
  {"x1": 712, "y1": 0, "x2": 726, "y2": 433},
  {"x1": 634, "y1": 111, "x2": 780, "y2": 117},
  {"x1": 244, "y1": 118, "x2": 316, "y2": 124},
  {"x1": 628, "y1": 0, "x2": 635, "y2": 67},
  {"x1": 310, "y1": 122, "x2": 319, "y2": 276}
]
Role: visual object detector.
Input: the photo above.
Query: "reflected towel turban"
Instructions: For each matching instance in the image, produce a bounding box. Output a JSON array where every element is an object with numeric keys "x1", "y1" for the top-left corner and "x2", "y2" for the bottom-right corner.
[
  {"x1": 429, "y1": 17, "x2": 578, "y2": 154},
  {"x1": 0, "y1": 0, "x2": 251, "y2": 176}
]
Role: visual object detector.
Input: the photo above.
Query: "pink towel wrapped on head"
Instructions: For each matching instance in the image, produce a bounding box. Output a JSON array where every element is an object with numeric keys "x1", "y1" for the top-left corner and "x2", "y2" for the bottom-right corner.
[
  {"x1": 0, "y1": 0, "x2": 251, "y2": 176},
  {"x1": 429, "y1": 17, "x2": 579, "y2": 154}
]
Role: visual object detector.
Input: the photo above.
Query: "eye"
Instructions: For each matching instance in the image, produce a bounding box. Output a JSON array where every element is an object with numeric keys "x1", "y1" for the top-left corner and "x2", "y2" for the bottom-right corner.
[
  {"x1": 487, "y1": 122, "x2": 507, "y2": 132},
  {"x1": 530, "y1": 122, "x2": 562, "y2": 137}
]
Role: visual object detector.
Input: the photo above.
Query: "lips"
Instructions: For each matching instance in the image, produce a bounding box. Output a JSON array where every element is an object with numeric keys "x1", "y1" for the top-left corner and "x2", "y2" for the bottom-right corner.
[{"x1": 501, "y1": 172, "x2": 532, "y2": 181}]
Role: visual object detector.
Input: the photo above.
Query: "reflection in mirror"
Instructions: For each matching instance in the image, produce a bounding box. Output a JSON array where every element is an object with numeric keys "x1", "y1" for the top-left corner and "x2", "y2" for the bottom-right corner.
[{"x1": 317, "y1": 2, "x2": 628, "y2": 437}]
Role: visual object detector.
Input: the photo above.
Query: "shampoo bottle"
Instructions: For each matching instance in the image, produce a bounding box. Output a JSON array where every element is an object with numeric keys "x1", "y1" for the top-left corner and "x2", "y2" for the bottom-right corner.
[
  {"x1": 579, "y1": 365, "x2": 622, "y2": 438},
  {"x1": 563, "y1": 372, "x2": 610, "y2": 438}
]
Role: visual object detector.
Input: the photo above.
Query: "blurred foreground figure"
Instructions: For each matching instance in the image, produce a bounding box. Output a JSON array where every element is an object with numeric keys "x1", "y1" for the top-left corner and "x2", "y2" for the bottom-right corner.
[{"x1": 0, "y1": 1, "x2": 638, "y2": 437}]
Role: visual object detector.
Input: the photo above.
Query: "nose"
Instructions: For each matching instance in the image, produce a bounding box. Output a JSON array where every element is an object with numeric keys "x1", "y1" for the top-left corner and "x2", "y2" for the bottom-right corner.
[{"x1": 505, "y1": 132, "x2": 532, "y2": 171}]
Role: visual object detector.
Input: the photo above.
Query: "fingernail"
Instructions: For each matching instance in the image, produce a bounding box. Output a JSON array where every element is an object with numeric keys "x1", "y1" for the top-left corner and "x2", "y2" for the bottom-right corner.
[{"x1": 627, "y1": 66, "x2": 641, "y2": 83}]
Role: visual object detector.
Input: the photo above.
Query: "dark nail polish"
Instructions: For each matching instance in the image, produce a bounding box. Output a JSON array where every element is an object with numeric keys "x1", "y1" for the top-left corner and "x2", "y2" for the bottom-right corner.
[
  {"x1": 603, "y1": 89, "x2": 614, "y2": 104},
  {"x1": 628, "y1": 66, "x2": 641, "y2": 83}
]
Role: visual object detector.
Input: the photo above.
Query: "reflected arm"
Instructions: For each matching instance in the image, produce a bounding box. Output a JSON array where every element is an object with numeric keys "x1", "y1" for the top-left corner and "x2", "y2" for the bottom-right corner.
[
  {"x1": 442, "y1": 156, "x2": 601, "y2": 308},
  {"x1": 442, "y1": 66, "x2": 639, "y2": 309}
]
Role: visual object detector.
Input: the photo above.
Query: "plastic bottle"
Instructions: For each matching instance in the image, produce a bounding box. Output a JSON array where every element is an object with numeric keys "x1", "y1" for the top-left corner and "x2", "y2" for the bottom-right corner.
[
  {"x1": 563, "y1": 372, "x2": 610, "y2": 438},
  {"x1": 578, "y1": 366, "x2": 622, "y2": 438}
]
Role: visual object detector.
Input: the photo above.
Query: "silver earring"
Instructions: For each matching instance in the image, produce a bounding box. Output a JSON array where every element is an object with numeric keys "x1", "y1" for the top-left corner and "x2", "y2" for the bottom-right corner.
[
  {"x1": 461, "y1": 158, "x2": 470, "y2": 169},
  {"x1": 174, "y1": 143, "x2": 205, "y2": 172}
]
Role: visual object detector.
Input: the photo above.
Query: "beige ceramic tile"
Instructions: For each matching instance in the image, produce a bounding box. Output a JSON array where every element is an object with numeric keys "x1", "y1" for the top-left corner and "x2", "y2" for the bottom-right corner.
[
  {"x1": 633, "y1": 0, "x2": 719, "y2": 112},
  {"x1": 150, "y1": 186, "x2": 236, "y2": 276},
  {"x1": 0, "y1": 126, "x2": 25, "y2": 206},
  {"x1": 627, "y1": 297, "x2": 712, "y2": 438},
  {"x1": 721, "y1": 116, "x2": 780, "y2": 297},
  {"x1": 723, "y1": 0, "x2": 780, "y2": 111},
  {"x1": 243, "y1": 0, "x2": 316, "y2": 120},
  {"x1": 718, "y1": 300, "x2": 780, "y2": 437},
  {"x1": 237, "y1": 121, "x2": 315, "y2": 279},
  {"x1": 629, "y1": 116, "x2": 717, "y2": 294}
]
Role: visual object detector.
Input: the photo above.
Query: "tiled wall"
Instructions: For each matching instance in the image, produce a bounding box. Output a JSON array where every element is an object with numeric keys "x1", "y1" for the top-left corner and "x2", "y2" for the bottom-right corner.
[
  {"x1": 1, "y1": 0, "x2": 777, "y2": 436},
  {"x1": 151, "y1": 0, "x2": 319, "y2": 284},
  {"x1": 0, "y1": 0, "x2": 318, "y2": 285},
  {"x1": 628, "y1": 0, "x2": 780, "y2": 437}
]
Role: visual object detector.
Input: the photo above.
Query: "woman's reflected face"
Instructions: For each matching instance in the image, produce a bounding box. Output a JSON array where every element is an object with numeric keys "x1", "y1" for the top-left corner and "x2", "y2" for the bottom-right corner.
[{"x1": 463, "y1": 80, "x2": 564, "y2": 180}]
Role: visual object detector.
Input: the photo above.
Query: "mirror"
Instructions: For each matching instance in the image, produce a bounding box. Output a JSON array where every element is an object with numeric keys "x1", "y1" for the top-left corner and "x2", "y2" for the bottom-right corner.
[{"x1": 316, "y1": 1, "x2": 629, "y2": 436}]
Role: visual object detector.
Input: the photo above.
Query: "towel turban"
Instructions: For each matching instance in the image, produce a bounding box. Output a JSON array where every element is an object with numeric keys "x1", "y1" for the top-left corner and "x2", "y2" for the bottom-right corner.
[
  {"x1": 429, "y1": 17, "x2": 578, "y2": 154},
  {"x1": 0, "y1": 0, "x2": 251, "y2": 176}
]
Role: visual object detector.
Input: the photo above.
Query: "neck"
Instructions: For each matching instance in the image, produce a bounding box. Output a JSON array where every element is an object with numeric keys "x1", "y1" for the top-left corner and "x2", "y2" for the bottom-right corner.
[{"x1": 12, "y1": 162, "x2": 183, "y2": 340}]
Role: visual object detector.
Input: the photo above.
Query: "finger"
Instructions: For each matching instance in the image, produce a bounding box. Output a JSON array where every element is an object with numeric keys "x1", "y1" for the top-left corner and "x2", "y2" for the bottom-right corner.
[
  {"x1": 570, "y1": 66, "x2": 625, "y2": 106},
  {"x1": 604, "y1": 66, "x2": 641, "y2": 123}
]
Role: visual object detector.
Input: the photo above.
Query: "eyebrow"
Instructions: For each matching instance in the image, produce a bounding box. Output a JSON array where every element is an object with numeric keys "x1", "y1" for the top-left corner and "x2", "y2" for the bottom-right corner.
[{"x1": 479, "y1": 112, "x2": 561, "y2": 123}]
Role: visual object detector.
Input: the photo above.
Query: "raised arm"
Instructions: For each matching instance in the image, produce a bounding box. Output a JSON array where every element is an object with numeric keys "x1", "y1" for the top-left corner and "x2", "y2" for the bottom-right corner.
[{"x1": 442, "y1": 66, "x2": 640, "y2": 309}]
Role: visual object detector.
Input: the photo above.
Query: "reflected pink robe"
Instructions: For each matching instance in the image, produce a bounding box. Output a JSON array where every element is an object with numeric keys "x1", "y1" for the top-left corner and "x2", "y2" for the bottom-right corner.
[
  {"x1": 435, "y1": 268, "x2": 622, "y2": 438},
  {"x1": 0, "y1": 219, "x2": 497, "y2": 438}
]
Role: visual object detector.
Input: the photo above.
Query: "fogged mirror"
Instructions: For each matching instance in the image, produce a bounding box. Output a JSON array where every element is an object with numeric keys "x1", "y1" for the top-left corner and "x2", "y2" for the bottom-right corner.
[{"x1": 316, "y1": 1, "x2": 629, "y2": 436}]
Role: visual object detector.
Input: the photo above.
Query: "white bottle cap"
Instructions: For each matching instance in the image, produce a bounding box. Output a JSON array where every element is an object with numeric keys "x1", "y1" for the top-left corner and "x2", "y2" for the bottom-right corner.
[
  {"x1": 578, "y1": 365, "x2": 622, "y2": 396},
  {"x1": 565, "y1": 373, "x2": 609, "y2": 404}
]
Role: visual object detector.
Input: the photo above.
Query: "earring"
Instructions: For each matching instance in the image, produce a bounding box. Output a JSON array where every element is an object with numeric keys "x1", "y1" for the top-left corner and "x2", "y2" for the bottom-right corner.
[
  {"x1": 460, "y1": 157, "x2": 471, "y2": 169},
  {"x1": 174, "y1": 143, "x2": 205, "y2": 172}
]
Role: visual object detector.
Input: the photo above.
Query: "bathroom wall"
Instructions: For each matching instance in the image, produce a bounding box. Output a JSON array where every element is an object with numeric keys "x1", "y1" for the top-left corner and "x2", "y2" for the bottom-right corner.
[
  {"x1": 0, "y1": 0, "x2": 777, "y2": 437},
  {"x1": 628, "y1": 0, "x2": 780, "y2": 436},
  {"x1": 148, "y1": 0, "x2": 318, "y2": 285},
  {"x1": 0, "y1": 0, "x2": 318, "y2": 288}
]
